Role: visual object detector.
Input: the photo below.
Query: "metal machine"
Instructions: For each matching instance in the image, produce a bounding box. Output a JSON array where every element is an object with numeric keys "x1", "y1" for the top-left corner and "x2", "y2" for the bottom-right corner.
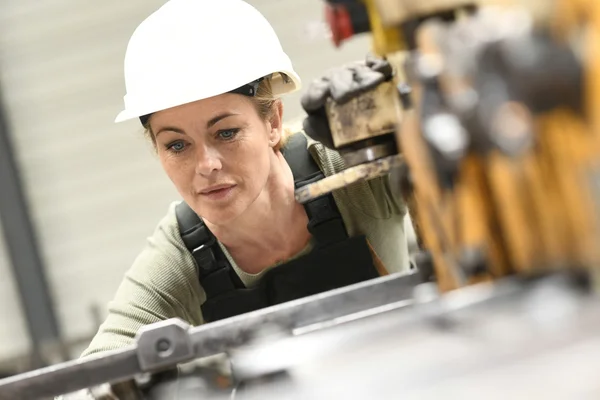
[
  {"x1": 0, "y1": 273, "x2": 420, "y2": 399},
  {"x1": 1, "y1": 0, "x2": 600, "y2": 398}
]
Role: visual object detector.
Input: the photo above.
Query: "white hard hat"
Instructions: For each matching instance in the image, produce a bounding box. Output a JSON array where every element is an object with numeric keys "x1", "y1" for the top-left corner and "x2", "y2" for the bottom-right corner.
[{"x1": 115, "y1": 0, "x2": 301, "y2": 123}]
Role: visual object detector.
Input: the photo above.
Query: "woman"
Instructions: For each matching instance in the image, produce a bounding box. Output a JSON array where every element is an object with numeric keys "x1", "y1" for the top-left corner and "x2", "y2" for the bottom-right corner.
[{"x1": 82, "y1": 0, "x2": 410, "y2": 357}]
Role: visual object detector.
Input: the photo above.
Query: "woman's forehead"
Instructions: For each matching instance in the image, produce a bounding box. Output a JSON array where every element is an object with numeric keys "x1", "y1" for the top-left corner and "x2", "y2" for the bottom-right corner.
[{"x1": 152, "y1": 93, "x2": 255, "y2": 126}]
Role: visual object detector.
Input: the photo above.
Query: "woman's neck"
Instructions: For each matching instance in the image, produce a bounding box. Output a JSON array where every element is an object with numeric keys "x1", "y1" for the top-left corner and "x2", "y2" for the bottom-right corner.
[{"x1": 205, "y1": 151, "x2": 311, "y2": 273}]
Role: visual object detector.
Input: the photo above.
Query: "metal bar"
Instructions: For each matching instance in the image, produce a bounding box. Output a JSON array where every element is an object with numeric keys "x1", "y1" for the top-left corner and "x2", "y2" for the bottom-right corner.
[
  {"x1": 294, "y1": 154, "x2": 405, "y2": 203},
  {"x1": 0, "y1": 89, "x2": 62, "y2": 366},
  {"x1": 188, "y1": 271, "x2": 418, "y2": 356},
  {"x1": 0, "y1": 347, "x2": 139, "y2": 400},
  {"x1": 0, "y1": 272, "x2": 419, "y2": 399}
]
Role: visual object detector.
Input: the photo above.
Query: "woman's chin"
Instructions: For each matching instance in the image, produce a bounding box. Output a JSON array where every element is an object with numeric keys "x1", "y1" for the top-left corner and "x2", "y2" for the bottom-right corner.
[{"x1": 195, "y1": 203, "x2": 245, "y2": 227}]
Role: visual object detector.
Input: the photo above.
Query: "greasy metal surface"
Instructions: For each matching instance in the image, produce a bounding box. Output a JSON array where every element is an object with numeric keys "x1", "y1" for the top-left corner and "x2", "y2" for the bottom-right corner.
[
  {"x1": 295, "y1": 154, "x2": 405, "y2": 203},
  {"x1": 0, "y1": 272, "x2": 418, "y2": 400},
  {"x1": 326, "y1": 80, "x2": 400, "y2": 148}
]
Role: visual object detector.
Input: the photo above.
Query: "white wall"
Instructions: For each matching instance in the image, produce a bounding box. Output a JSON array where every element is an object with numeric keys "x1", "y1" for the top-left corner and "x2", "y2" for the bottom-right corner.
[{"x1": 0, "y1": 0, "x2": 372, "y2": 360}]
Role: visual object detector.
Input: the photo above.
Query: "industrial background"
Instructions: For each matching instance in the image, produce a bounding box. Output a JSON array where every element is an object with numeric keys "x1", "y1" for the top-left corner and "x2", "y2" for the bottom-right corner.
[{"x1": 0, "y1": 0, "x2": 375, "y2": 375}]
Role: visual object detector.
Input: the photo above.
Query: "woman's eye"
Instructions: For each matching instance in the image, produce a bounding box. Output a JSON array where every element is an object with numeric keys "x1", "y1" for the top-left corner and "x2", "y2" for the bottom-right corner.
[
  {"x1": 217, "y1": 128, "x2": 240, "y2": 141},
  {"x1": 166, "y1": 140, "x2": 187, "y2": 153}
]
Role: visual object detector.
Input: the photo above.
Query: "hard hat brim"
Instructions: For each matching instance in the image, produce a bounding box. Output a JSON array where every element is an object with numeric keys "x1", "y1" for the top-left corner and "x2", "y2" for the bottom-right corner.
[{"x1": 114, "y1": 69, "x2": 302, "y2": 124}]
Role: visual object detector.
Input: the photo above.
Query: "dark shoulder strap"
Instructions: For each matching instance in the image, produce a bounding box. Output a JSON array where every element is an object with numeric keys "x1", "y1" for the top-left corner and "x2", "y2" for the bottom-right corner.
[
  {"x1": 281, "y1": 133, "x2": 322, "y2": 182},
  {"x1": 175, "y1": 202, "x2": 220, "y2": 278},
  {"x1": 282, "y1": 133, "x2": 348, "y2": 246}
]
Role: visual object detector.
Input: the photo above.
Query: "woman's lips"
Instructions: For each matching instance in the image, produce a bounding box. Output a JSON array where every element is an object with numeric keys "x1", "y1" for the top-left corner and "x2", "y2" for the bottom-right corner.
[{"x1": 199, "y1": 184, "x2": 236, "y2": 201}]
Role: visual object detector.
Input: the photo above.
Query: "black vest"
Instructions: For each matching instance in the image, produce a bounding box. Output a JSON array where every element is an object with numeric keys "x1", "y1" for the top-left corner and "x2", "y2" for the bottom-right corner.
[{"x1": 176, "y1": 134, "x2": 379, "y2": 323}]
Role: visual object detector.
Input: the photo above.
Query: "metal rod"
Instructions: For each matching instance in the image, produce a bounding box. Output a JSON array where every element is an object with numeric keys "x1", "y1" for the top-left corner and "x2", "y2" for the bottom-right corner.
[
  {"x1": 294, "y1": 154, "x2": 405, "y2": 203},
  {"x1": 187, "y1": 271, "x2": 418, "y2": 356},
  {"x1": 0, "y1": 348, "x2": 139, "y2": 400},
  {"x1": 0, "y1": 272, "x2": 419, "y2": 399}
]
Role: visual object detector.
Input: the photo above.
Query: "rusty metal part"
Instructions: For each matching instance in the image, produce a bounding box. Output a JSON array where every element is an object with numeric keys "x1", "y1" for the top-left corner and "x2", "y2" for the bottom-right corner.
[
  {"x1": 295, "y1": 155, "x2": 405, "y2": 204},
  {"x1": 339, "y1": 138, "x2": 397, "y2": 166},
  {"x1": 325, "y1": 80, "x2": 400, "y2": 148}
]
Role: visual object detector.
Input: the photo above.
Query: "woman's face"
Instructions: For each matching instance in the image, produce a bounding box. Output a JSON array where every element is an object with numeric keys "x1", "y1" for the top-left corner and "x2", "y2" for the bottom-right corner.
[{"x1": 150, "y1": 93, "x2": 282, "y2": 225}]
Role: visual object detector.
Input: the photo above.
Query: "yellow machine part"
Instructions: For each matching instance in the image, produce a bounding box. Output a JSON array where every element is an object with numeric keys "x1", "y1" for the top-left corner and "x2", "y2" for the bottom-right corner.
[{"x1": 362, "y1": 0, "x2": 406, "y2": 56}]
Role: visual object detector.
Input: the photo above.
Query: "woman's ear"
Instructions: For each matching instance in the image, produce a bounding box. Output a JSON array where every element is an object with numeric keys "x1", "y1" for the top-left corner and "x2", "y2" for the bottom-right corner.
[{"x1": 268, "y1": 100, "x2": 284, "y2": 148}]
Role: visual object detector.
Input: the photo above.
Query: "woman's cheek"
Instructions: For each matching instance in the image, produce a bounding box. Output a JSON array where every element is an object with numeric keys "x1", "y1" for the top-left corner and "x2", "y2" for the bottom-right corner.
[{"x1": 163, "y1": 159, "x2": 194, "y2": 191}]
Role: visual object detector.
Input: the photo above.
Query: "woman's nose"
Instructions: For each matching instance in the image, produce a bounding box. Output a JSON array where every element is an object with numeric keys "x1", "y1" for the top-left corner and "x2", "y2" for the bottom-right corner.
[{"x1": 194, "y1": 145, "x2": 222, "y2": 176}]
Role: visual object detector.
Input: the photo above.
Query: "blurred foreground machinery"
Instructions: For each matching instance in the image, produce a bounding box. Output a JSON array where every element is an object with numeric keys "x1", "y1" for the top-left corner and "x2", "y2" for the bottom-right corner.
[
  {"x1": 315, "y1": 0, "x2": 600, "y2": 291},
  {"x1": 1, "y1": 0, "x2": 600, "y2": 399}
]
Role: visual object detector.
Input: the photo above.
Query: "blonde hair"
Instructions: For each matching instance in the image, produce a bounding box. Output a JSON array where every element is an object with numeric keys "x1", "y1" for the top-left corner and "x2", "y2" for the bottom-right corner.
[
  {"x1": 253, "y1": 77, "x2": 294, "y2": 151},
  {"x1": 143, "y1": 76, "x2": 294, "y2": 150}
]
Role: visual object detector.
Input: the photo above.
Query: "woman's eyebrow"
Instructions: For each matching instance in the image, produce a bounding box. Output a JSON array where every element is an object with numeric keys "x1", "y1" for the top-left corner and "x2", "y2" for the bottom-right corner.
[
  {"x1": 155, "y1": 126, "x2": 185, "y2": 138},
  {"x1": 207, "y1": 112, "x2": 240, "y2": 128},
  {"x1": 155, "y1": 112, "x2": 240, "y2": 137}
]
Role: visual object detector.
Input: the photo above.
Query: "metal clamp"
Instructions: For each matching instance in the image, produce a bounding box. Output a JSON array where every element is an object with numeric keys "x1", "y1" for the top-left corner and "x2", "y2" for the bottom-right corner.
[{"x1": 135, "y1": 319, "x2": 194, "y2": 372}]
